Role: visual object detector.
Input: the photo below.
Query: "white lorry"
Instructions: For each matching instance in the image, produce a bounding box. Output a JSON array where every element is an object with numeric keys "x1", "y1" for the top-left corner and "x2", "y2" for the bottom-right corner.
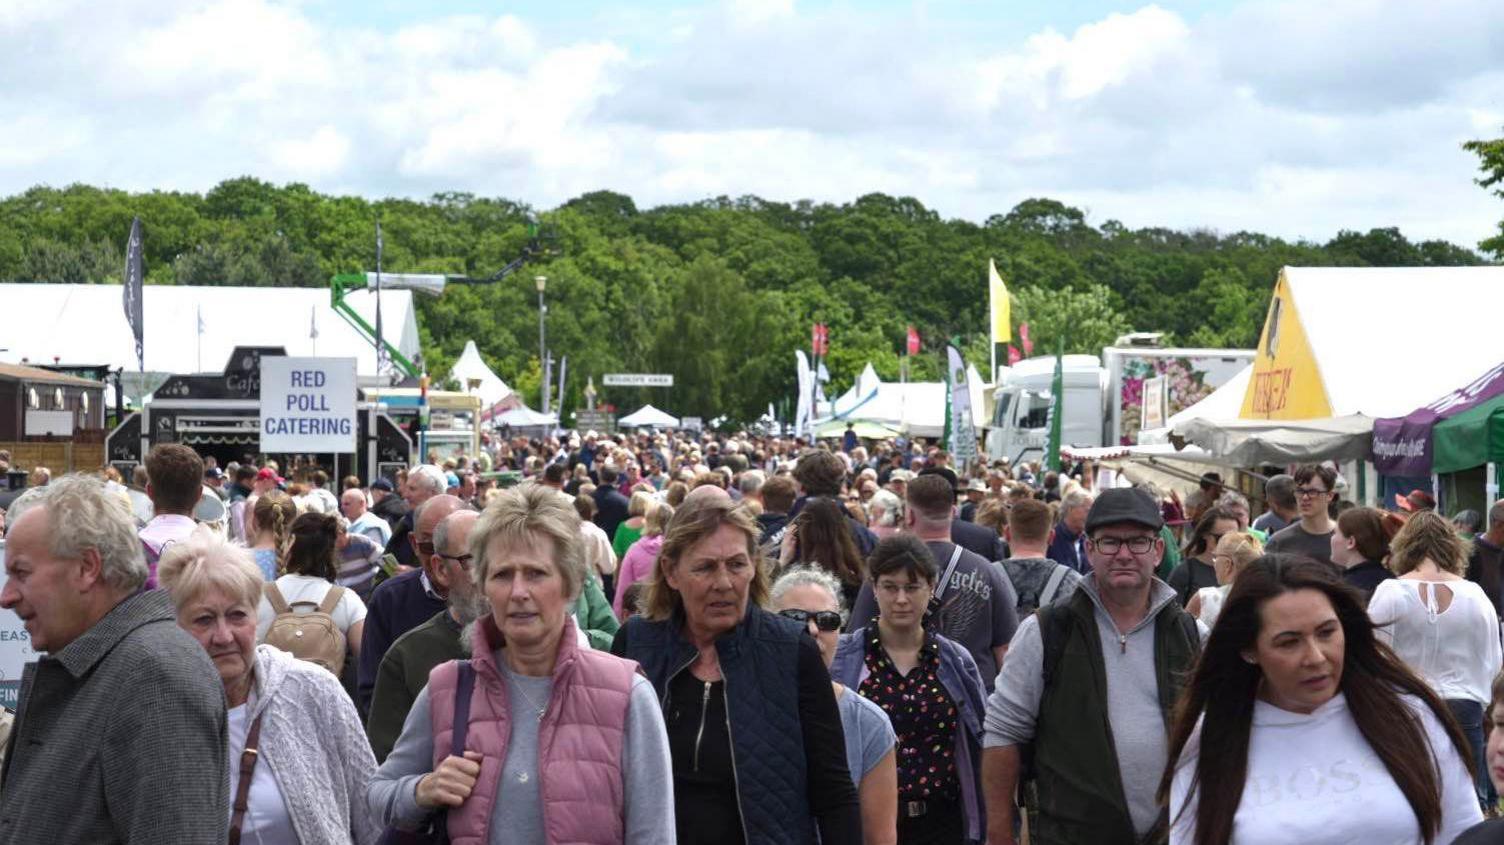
[{"x1": 985, "y1": 334, "x2": 1254, "y2": 466}]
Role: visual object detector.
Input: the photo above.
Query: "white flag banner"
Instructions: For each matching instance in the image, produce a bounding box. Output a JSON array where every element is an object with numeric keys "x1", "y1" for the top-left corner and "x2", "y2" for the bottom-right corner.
[
  {"x1": 795, "y1": 350, "x2": 813, "y2": 438},
  {"x1": 947, "y1": 345, "x2": 979, "y2": 469}
]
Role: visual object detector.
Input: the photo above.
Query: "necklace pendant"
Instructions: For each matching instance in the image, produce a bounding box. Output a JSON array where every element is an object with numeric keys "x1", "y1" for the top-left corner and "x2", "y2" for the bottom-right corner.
[{"x1": 518, "y1": 772, "x2": 529, "y2": 783}]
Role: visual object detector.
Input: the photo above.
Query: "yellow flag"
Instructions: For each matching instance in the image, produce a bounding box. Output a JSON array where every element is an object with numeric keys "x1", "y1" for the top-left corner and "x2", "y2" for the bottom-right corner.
[{"x1": 989, "y1": 258, "x2": 1011, "y2": 344}]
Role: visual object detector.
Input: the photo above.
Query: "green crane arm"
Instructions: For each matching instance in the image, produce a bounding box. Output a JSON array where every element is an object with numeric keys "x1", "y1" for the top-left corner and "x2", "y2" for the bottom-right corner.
[{"x1": 329, "y1": 273, "x2": 421, "y2": 380}]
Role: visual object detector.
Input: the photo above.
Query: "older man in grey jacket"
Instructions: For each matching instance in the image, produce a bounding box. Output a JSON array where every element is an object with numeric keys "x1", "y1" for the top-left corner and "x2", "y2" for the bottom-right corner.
[{"x1": 0, "y1": 474, "x2": 228, "y2": 844}]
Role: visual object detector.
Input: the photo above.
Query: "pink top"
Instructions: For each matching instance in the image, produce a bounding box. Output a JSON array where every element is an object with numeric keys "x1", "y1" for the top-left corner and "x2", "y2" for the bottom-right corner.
[{"x1": 612, "y1": 533, "x2": 663, "y2": 618}]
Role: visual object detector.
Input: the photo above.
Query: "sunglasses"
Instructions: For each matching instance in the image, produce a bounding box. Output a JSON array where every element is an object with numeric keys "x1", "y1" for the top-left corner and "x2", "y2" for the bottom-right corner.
[{"x1": 778, "y1": 609, "x2": 843, "y2": 632}]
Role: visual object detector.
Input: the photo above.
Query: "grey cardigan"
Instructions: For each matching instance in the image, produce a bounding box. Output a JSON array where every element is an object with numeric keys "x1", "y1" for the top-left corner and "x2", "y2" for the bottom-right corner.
[{"x1": 0, "y1": 590, "x2": 229, "y2": 844}]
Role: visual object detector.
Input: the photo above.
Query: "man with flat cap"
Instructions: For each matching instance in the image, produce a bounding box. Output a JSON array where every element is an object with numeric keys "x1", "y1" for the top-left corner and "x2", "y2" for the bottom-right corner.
[{"x1": 981, "y1": 487, "x2": 1203, "y2": 845}]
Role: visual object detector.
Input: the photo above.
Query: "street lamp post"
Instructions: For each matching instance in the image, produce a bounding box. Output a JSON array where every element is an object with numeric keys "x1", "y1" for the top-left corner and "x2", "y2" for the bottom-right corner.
[{"x1": 536, "y1": 275, "x2": 549, "y2": 418}]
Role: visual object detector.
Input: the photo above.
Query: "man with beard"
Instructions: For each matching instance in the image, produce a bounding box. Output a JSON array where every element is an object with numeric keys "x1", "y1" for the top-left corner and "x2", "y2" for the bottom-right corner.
[{"x1": 364, "y1": 509, "x2": 480, "y2": 763}]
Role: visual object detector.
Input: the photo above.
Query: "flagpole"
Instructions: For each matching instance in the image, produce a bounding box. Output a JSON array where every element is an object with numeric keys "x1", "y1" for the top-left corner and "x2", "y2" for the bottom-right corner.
[{"x1": 196, "y1": 304, "x2": 202, "y2": 373}]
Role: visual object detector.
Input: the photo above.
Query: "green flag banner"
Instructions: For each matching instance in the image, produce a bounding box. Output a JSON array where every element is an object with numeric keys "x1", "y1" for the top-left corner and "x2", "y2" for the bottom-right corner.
[{"x1": 1044, "y1": 340, "x2": 1065, "y2": 471}]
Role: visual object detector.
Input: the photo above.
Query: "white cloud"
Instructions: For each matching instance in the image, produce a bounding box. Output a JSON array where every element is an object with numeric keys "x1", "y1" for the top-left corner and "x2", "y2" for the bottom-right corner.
[{"x1": 0, "y1": 0, "x2": 1501, "y2": 250}]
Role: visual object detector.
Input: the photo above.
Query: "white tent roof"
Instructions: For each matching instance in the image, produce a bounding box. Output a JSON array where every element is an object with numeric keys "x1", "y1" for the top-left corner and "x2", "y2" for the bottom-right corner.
[
  {"x1": 0, "y1": 283, "x2": 421, "y2": 380},
  {"x1": 824, "y1": 362, "x2": 987, "y2": 438},
  {"x1": 619, "y1": 404, "x2": 680, "y2": 429},
  {"x1": 1284, "y1": 267, "x2": 1504, "y2": 418},
  {"x1": 492, "y1": 405, "x2": 557, "y2": 427},
  {"x1": 447, "y1": 340, "x2": 512, "y2": 408}
]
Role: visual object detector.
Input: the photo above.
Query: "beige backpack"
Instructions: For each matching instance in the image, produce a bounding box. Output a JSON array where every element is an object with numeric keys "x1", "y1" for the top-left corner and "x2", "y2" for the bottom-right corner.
[{"x1": 262, "y1": 582, "x2": 348, "y2": 676}]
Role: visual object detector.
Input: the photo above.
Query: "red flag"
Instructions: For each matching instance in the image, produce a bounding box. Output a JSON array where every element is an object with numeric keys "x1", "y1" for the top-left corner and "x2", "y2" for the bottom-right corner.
[
  {"x1": 906, "y1": 326, "x2": 920, "y2": 356},
  {"x1": 1019, "y1": 322, "x2": 1034, "y2": 356},
  {"x1": 811, "y1": 324, "x2": 823, "y2": 356},
  {"x1": 818, "y1": 324, "x2": 830, "y2": 356},
  {"x1": 1007, "y1": 345, "x2": 1022, "y2": 365}
]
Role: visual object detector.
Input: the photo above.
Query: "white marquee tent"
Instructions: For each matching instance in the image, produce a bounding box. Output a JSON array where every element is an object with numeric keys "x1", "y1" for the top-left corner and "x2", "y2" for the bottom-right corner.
[
  {"x1": 619, "y1": 404, "x2": 680, "y2": 429},
  {"x1": 0, "y1": 282, "x2": 421, "y2": 383},
  {"x1": 492, "y1": 405, "x2": 558, "y2": 428},
  {"x1": 447, "y1": 340, "x2": 513, "y2": 409},
  {"x1": 824, "y1": 362, "x2": 988, "y2": 438}
]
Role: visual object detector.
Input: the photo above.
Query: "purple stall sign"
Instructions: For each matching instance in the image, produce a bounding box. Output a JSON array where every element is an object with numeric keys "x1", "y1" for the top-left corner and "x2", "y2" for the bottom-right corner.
[{"x1": 1372, "y1": 361, "x2": 1504, "y2": 476}]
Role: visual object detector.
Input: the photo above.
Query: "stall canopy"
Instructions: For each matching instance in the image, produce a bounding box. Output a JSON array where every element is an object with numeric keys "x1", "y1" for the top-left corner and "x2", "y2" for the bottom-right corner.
[
  {"x1": 1372, "y1": 361, "x2": 1504, "y2": 476},
  {"x1": 1433, "y1": 396, "x2": 1504, "y2": 475},
  {"x1": 823, "y1": 362, "x2": 987, "y2": 438},
  {"x1": 447, "y1": 340, "x2": 513, "y2": 410},
  {"x1": 491, "y1": 405, "x2": 558, "y2": 428},
  {"x1": 815, "y1": 418, "x2": 903, "y2": 440},
  {"x1": 619, "y1": 404, "x2": 680, "y2": 429},
  {"x1": 1177, "y1": 267, "x2": 1504, "y2": 464},
  {"x1": 0, "y1": 282, "x2": 421, "y2": 381}
]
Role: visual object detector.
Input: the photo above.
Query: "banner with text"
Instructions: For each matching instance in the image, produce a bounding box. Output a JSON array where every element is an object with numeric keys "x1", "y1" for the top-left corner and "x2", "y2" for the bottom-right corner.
[
  {"x1": 603, "y1": 373, "x2": 674, "y2": 387},
  {"x1": 0, "y1": 543, "x2": 35, "y2": 708},
  {"x1": 260, "y1": 356, "x2": 358, "y2": 453}
]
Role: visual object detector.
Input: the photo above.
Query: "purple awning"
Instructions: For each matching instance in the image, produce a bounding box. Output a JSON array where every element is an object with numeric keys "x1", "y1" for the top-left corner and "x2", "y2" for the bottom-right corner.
[{"x1": 1372, "y1": 361, "x2": 1504, "y2": 476}]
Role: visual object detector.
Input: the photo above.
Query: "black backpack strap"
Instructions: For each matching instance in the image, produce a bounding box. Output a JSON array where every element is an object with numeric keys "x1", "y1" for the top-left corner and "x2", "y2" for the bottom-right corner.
[
  {"x1": 1037, "y1": 603, "x2": 1075, "y2": 690},
  {"x1": 451, "y1": 660, "x2": 476, "y2": 757}
]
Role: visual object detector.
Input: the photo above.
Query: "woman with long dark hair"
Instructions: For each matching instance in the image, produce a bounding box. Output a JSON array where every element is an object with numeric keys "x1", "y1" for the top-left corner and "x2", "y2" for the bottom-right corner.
[
  {"x1": 1162, "y1": 554, "x2": 1481, "y2": 845},
  {"x1": 780, "y1": 496, "x2": 867, "y2": 609},
  {"x1": 1168, "y1": 506, "x2": 1239, "y2": 607}
]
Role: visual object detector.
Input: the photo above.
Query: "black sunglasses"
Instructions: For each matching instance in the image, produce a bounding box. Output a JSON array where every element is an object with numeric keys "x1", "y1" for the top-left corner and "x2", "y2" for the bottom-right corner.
[{"x1": 779, "y1": 609, "x2": 843, "y2": 632}]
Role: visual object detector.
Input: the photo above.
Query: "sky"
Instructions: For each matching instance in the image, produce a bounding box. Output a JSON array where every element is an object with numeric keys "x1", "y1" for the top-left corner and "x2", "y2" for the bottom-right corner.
[{"x1": 3, "y1": 0, "x2": 1503, "y2": 247}]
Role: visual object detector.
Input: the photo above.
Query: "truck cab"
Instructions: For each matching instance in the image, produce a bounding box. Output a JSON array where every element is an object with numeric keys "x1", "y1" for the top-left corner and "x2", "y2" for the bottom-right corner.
[{"x1": 986, "y1": 354, "x2": 1107, "y2": 465}]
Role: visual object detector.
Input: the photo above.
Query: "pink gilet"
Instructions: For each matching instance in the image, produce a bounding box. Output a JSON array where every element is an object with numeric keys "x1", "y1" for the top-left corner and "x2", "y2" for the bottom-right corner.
[{"x1": 427, "y1": 614, "x2": 638, "y2": 845}]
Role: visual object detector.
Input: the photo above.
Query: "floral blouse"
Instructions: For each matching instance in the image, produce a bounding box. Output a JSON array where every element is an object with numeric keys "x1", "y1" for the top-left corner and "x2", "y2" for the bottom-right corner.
[{"x1": 858, "y1": 628, "x2": 959, "y2": 800}]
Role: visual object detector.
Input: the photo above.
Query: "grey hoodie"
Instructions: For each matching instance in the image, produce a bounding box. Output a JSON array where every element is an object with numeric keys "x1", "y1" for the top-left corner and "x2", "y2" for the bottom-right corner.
[{"x1": 984, "y1": 577, "x2": 1197, "y2": 838}]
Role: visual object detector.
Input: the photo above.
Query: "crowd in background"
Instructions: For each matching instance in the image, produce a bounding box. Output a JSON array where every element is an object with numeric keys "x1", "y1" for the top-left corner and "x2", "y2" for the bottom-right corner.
[{"x1": 0, "y1": 425, "x2": 1501, "y2": 844}]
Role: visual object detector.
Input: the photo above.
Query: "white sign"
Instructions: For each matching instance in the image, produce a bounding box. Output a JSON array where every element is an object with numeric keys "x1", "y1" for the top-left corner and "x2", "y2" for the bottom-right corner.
[
  {"x1": 681, "y1": 416, "x2": 704, "y2": 431},
  {"x1": 24, "y1": 410, "x2": 72, "y2": 436},
  {"x1": 259, "y1": 356, "x2": 358, "y2": 453},
  {"x1": 0, "y1": 543, "x2": 36, "y2": 708},
  {"x1": 603, "y1": 373, "x2": 674, "y2": 387},
  {"x1": 1141, "y1": 375, "x2": 1168, "y2": 431}
]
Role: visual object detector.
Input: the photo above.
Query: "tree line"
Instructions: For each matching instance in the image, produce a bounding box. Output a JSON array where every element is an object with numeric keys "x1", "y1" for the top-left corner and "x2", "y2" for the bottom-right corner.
[{"x1": 0, "y1": 178, "x2": 1490, "y2": 423}]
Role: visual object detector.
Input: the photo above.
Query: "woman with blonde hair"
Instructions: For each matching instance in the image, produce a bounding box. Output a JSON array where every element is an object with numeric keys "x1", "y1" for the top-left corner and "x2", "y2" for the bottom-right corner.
[
  {"x1": 612, "y1": 502, "x2": 674, "y2": 619},
  {"x1": 158, "y1": 532, "x2": 379, "y2": 844},
  {"x1": 611, "y1": 491, "x2": 654, "y2": 561},
  {"x1": 369, "y1": 484, "x2": 674, "y2": 844},
  {"x1": 1369, "y1": 510, "x2": 1502, "y2": 811},
  {"x1": 1185, "y1": 532, "x2": 1263, "y2": 628},
  {"x1": 249, "y1": 490, "x2": 298, "y2": 580}
]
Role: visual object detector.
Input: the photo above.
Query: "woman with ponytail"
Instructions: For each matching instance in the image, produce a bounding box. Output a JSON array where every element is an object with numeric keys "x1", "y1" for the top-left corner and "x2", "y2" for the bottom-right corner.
[
  {"x1": 1161, "y1": 554, "x2": 1480, "y2": 844},
  {"x1": 250, "y1": 490, "x2": 298, "y2": 580}
]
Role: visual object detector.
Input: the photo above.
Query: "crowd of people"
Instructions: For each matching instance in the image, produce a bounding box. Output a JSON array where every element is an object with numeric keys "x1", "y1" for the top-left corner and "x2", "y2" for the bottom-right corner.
[{"x1": 0, "y1": 426, "x2": 1501, "y2": 844}]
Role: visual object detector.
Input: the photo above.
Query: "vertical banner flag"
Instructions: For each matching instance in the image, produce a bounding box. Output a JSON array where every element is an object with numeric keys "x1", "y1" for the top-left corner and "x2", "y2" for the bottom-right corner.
[
  {"x1": 1019, "y1": 322, "x2": 1033, "y2": 357},
  {"x1": 906, "y1": 326, "x2": 920, "y2": 356},
  {"x1": 810, "y1": 323, "x2": 830, "y2": 356},
  {"x1": 1043, "y1": 340, "x2": 1065, "y2": 471},
  {"x1": 557, "y1": 356, "x2": 568, "y2": 422},
  {"x1": 795, "y1": 350, "x2": 814, "y2": 437},
  {"x1": 374, "y1": 220, "x2": 386, "y2": 375},
  {"x1": 310, "y1": 304, "x2": 319, "y2": 339},
  {"x1": 122, "y1": 216, "x2": 145, "y2": 371},
  {"x1": 988, "y1": 259, "x2": 1011, "y2": 344},
  {"x1": 946, "y1": 344, "x2": 979, "y2": 470},
  {"x1": 1007, "y1": 345, "x2": 1022, "y2": 366}
]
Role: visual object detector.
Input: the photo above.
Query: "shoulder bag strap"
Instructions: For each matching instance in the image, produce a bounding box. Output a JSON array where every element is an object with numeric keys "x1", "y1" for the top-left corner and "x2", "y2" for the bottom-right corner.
[
  {"x1": 1038, "y1": 563, "x2": 1072, "y2": 610},
  {"x1": 451, "y1": 660, "x2": 477, "y2": 757},
  {"x1": 932, "y1": 544, "x2": 965, "y2": 603},
  {"x1": 317, "y1": 584, "x2": 346, "y2": 616},
  {"x1": 262, "y1": 582, "x2": 291, "y2": 615},
  {"x1": 228, "y1": 712, "x2": 265, "y2": 845}
]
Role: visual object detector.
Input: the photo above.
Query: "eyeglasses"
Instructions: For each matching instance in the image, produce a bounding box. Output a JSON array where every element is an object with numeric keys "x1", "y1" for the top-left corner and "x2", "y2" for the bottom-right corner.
[
  {"x1": 438, "y1": 553, "x2": 473, "y2": 569},
  {"x1": 778, "y1": 609, "x2": 843, "y2": 632},
  {"x1": 1090, "y1": 535, "x2": 1156, "y2": 555},
  {"x1": 413, "y1": 540, "x2": 436, "y2": 556},
  {"x1": 1296, "y1": 487, "x2": 1330, "y2": 499}
]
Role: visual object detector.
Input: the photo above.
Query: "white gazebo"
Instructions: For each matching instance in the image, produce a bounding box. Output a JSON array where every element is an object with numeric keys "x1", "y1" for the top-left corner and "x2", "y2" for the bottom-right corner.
[
  {"x1": 446, "y1": 340, "x2": 513, "y2": 409},
  {"x1": 618, "y1": 404, "x2": 681, "y2": 429}
]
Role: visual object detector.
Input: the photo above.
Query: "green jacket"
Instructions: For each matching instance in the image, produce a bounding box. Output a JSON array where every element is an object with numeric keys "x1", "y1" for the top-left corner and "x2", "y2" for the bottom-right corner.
[
  {"x1": 1031, "y1": 587, "x2": 1200, "y2": 845},
  {"x1": 575, "y1": 574, "x2": 621, "y2": 651}
]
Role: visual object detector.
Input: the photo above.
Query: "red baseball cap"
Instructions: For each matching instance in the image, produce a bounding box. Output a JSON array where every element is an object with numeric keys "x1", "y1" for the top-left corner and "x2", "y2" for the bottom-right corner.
[{"x1": 255, "y1": 467, "x2": 284, "y2": 484}]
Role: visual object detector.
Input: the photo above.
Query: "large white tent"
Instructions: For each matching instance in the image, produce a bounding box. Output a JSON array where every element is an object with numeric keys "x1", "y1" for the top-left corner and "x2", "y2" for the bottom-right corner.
[
  {"x1": 0, "y1": 283, "x2": 421, "y2": 385},
  {"x1": 492, "y1": 405, "x2": 558, "y2": 428},
  {"x1": 824, "y1": 362, "x2": 988, "y2": 438},
  {"x1": 619, "y1": 404, "x2": 680, "y2": 429},
  {"x1": 1177, "y1": 267, "x2": 1504, "y2": 465},
  {"x1": 446, "y1": 340, "x2": 513, "y2": 409}
]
